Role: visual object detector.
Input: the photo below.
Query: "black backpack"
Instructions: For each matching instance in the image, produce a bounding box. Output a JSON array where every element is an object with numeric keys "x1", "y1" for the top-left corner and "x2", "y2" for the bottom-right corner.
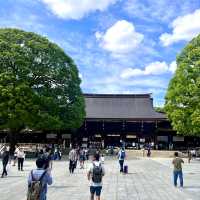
[{"x1": 92, "y1": 163, "x2": 103, "y2": 183}]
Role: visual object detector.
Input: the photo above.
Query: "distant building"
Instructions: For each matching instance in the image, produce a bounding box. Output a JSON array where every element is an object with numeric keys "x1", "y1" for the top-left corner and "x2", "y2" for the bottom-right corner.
[
  {"x1": 1, "y1": 93, "x2": 199, "y2": 150},
  {"x1": 76, "y1": 93, "x2": 168, "y2": 149}
]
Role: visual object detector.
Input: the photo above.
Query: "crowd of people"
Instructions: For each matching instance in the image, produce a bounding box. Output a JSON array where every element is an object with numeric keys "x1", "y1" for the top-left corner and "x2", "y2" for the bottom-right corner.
[
  {"x1": 1, "y1": 145, "x2": 26, "y2": 178},
  {"x1": 0, "y1": 144, "x2": 58, "y2": 178},
  {"x1": 0, "y1": 143, "x2": 192, "y2": 200}
]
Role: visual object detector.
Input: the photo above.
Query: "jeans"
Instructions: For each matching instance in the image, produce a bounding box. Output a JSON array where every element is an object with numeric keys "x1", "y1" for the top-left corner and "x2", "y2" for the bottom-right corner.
[
  {"x1": 119, "y1": 160, "x2": 124, "y2": 172},
  {"x1": 40, "y1": 194, "x2": 46, "y2": 200},
  {"x1": 173, "y1": 170, "x2": 183, "y2": 187}
]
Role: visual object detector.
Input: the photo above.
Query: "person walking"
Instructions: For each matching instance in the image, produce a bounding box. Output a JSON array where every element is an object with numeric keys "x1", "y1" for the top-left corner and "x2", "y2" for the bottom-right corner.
[
  {"x1": 1, "y1": 146, "x2": 9, "y2": 178},
  {"x1": 147, "y1": 146, "x2": 151, "y2": 157},
  {"x1": 38, "y1": 149, "x2": 44, "y2": 159},
  {"x1": 13, "y1": 145, "x2": 19, "y2": 166},
  {"x1": 69, "y1": 147, "x2": 77, "y2": 174},
  {"x1": 85, "y1": 148, "x2": 89, "y2": 160},
  {"x1": 42, "y1": 148, "x2": 52, "y2": 170},
  {"x1": 87, "y1": 154, "x2": 105, "y2": 200},
  {"x1": 118, "y1": 147, "x2": 126, "y2": 173},
  {"x1": 17, "y1": 147, "x2": 25, "y2": 171},
  {"x1": 100, "y1": 154, "x2": 105, "y2": 164},
  {"x1": 79, "y1": 148, "x2": 86, "y2": 169},
  {"x1": 57, "y1": 147, "x2": 62, "y2": 160},
  {"x1": 188, "y1": 149, "x2": 192, "y2": 163},
  {"x1": 172, "y1": 152, "x2": 184, "y2": 187},
  {"x1": 27, "y1": 158, "x2": 53, "y2": 200}
]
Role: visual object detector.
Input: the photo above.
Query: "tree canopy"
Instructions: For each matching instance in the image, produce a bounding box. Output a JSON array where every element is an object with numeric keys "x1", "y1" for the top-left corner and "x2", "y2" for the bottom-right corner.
[
  {"x1": 154, "y1": 107, "x2": 165, "y2": 113},
  {"x1": 0, "y1": 28, "x2": 85, "y2": 136},
  {"x1": 165, "y1": 34, "x2": 200, "y2": 136}
]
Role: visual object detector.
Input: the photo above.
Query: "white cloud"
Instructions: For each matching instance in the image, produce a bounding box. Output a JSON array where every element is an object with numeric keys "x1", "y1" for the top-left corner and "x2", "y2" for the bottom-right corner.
[
  {"x1": 120, "y1": 68, "x2": 144, "y2": 78},
  {"x1": 41, "y1": 0, "x2": 117, "y2": 20},
  {"x1": 169, "y1": 61, "x2": 177, "y2": 73},
  {"x1": 95, "y1": 32, "x2": 102, "y2": 40},
  {"x1": 145, "y1": 62, "x2": 168, "y2": 75},
  {"x1": 96, "y1": 20, "x2": 144, "y2": 55},
  {"x1": 121, "y1": 61, "x2": 176, "y2": 79},
  {"x1": 124, "y1": 0, "x2": 198, "y2": 23},
  {"x1": 160, "y1": 9, "x2": 200, "y2": 46},
  {"x1": 86, "y1": 74, "x2": 168, "y2": 89},
  {"x1": 78, "y1": 73, "x2": 83, "y2": 79},
  {"x1": 0, "y1": 13, "x2": 45, "y2": 34}
]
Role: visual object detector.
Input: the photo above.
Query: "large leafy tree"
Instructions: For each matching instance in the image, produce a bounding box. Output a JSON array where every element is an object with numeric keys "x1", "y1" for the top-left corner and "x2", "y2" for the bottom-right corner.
[
  {"x1": 165, "y1": 34, "x2": 200, "y2": 136},
  {"x1": 0, "y1": 28, "x2": 85, "y2": 146}
]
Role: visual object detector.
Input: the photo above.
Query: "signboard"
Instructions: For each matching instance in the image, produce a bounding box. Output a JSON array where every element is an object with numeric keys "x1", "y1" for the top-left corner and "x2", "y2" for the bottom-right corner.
[
  {"x1": 157, "y1": 136, "x2": 168, "y2": 142},
  {"x1": 126, "y1": 135, "x2": 137, "y2": 139},
  {"x1": 173, "y1": 136, "x2": 184, "y2": 142},
  {"x1": 82, "y1": 143, "x2": 87, "y2": 148},
  {"x1": 140, "y1": 138, "x2": 145, "y2": 142},
  {"x1": 46, "y1": 134, "x2": 57, "y2": 139},
  {"x1": 82, "y1": 137, "x2": 88, "y2": 142},
  {"x1": 62, "y1": 134, "x2": 71, "y2": 139},
  {"x1": 95, "y1": 134, "x2": 101, "y2": 138},
  {"x1": 107, "y1": 134, "x2": 120, "y2": 137}
]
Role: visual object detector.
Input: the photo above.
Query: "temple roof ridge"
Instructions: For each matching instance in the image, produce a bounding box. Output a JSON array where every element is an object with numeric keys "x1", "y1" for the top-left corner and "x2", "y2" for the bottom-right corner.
[{"x1": 83, "y1": 93, "x2": 166, "y2": 120}]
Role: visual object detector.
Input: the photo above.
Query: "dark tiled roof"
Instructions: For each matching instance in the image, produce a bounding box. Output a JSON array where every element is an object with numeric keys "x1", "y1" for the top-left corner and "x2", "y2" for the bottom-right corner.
[{"x1": 84, "y1": 94, "x2": 166, "y2": 120}]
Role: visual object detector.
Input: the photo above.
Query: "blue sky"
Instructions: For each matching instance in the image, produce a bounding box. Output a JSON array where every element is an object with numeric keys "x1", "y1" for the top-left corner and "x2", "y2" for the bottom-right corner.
[{"x1": 0, "y1": 0, "x2": 200, "y2": 106}]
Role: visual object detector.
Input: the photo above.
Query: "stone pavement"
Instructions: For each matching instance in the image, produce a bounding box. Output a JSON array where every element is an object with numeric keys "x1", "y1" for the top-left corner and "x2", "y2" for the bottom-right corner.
[{"x1": 0, "y1": 157, "x2": 200, "y2": 200}]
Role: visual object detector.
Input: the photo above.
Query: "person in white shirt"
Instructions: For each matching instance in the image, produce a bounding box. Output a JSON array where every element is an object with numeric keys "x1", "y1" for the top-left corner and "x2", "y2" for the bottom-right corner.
[
  {"x1": 13, "y1": 145, "x2": 19, "y2": 166},
  {"x1": 87, "y1": 154, "x2": 105, "y2": 200},
  {"x1": 100, "y1": 154, "x2": 104, "y2": 164},
  {"x1": 17, "y1": 147, "x2": 25, "y2": 171}
]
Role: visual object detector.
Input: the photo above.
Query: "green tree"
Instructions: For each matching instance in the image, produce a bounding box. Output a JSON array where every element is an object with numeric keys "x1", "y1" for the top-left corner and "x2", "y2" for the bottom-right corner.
[
  {"x1": 154, "y1": 107, "x2": 165, "y2": 113},
  {"x1": 0, "y1": 28, "x2": 85, "y2": 147},
  {"x1": 165, "y1": 34, "x2": 200, "y2": 136}
]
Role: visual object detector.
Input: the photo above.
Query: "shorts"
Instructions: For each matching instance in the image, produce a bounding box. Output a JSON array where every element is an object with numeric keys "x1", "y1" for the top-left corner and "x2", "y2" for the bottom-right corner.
[
  {"x1": 80, "y1": 156, "x2": 85, "y2": 161},
  {"x1": 90, "y1": 186, "x2": 102, "y2": 196}
]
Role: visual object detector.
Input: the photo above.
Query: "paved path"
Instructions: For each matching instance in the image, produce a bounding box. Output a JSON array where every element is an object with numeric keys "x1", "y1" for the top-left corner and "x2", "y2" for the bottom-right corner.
[{"x1": 0, "y1": 157, "x2": 200, "y2": 200}]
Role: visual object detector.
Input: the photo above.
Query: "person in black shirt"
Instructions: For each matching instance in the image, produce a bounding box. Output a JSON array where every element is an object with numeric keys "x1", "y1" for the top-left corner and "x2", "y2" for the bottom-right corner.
[
  {"x1": 1, "y1": 146, "x2": 9, "y2": 178},
  {"x1": 42, "y1": 148, "x2": 52, "y2": 169}
]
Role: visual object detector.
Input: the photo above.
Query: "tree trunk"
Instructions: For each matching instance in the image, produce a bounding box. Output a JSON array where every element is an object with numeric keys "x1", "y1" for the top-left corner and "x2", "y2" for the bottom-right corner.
[{"x1": 8, "y1": 130, "x2": 19, "y2": 154}]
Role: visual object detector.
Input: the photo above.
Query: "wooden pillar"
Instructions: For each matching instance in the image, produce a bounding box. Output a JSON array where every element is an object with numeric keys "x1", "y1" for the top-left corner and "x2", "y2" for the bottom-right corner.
[
  {"x1": 141, "y1": 120, "x2": 144, "y2": 132},
  {"x1": 84, "y1": 120, "x2": 87, "y2": 131},
  {"x1": 122, "y1": 120, "x2": 125, "y2": 130}
]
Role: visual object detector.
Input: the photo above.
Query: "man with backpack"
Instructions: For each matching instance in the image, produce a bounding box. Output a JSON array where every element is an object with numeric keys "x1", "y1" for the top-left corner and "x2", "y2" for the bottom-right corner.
[
  {"x1": 118, "y1": 147, "x2": 126, "y2": 173},
  {"x1": 27, "y1": 158, "x2": 53, "y2": 200},
  {"x1": 87, "y1": 154, "x2": 105, "y2": 200}
]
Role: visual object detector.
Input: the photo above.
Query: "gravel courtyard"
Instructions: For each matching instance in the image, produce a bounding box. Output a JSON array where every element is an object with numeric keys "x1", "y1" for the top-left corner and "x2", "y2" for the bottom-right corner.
[{"x1": 0, "y1": 157, "x2": 200, "y2": 200}]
